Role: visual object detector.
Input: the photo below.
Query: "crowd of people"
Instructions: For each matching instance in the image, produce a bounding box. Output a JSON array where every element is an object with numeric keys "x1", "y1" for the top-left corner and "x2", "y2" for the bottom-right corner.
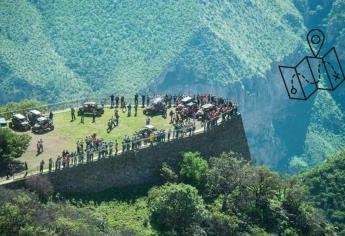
[
  {"x1": 11, "y1": 94, "x2": 238, "y2": 176},
  {"x1": 5, "y1": 161, "x2": 28, "y2": 179},
  {"x1": 50, "y1": 135, "x2": 121, "y2": 172}
]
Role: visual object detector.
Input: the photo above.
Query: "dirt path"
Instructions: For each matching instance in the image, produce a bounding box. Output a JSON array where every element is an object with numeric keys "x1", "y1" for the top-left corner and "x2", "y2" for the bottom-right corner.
[{"x1": 19, "y1": 130, "x2": 74, "y2": 173}]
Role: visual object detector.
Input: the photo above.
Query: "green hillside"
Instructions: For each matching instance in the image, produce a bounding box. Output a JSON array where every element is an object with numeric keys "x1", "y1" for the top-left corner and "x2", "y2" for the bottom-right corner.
[
  {"x1": 161, "y1": 0, "x2": 303, "y2": 87},
  {"x1": 0, "y1": 0, "x2": 304, "y2": 104},
  {"x1": 302, "y1": 147, "x2": 345, "y2": 233},
  {"x1": 0, "y1": 1, "x2": 91, "y2": 103},
  {"x1": 288, "y1": 93, "x2": 345, "y2": 172},
  {"x1": 281, "y1": 0, "x2": 345, "y2": 173}
]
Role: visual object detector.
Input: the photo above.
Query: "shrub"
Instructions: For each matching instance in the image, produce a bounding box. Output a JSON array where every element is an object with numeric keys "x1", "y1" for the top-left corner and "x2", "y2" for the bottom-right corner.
[
  {"x1": 179, "y1": 152, "x2": 208, "y2": 189},
  {"x1": 148, "y1": 183, "x2": 206, "y2": 235},
  {"x1": 0, "y1": 128, "x2": 31, "y2": 164}
]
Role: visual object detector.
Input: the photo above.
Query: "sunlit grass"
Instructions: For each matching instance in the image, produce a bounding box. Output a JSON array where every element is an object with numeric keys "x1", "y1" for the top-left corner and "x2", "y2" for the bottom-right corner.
[{"x1": 53, "y1": 107, "x2": 173, "y2": 143}]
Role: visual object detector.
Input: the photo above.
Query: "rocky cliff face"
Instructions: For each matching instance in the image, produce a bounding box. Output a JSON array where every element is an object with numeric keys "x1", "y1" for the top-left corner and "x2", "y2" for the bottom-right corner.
[
  {"x1": 147, "y1": 0, "x2": 345, "y2": 171},
  {"x1": 150, "y1": 69, "x2": 289, "y2": 168}
]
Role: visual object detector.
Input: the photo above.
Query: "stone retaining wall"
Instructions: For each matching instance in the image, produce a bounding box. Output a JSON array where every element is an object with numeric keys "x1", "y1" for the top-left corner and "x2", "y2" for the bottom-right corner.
[{"x1": 4, "y1": 114, "x2": 250, "y2": 193}]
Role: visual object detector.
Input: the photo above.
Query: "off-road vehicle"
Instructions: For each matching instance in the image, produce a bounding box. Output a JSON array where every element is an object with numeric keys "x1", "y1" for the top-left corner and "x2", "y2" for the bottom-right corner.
[
  {"x1": 143, "y1": 97, "x2": 167, "y2": 116},
  {"x1": 32, "y1": 117, "x2": 54, "y2": 134},
  {"x1": 9, "y1": 113, "x2": 30, "y2": 131},
  {"x1": 27, "y1": 109, "x2": 43, "y2": 126},
  {"x1": 78, "y1": 102, "x2": 104, "y2": 116}
]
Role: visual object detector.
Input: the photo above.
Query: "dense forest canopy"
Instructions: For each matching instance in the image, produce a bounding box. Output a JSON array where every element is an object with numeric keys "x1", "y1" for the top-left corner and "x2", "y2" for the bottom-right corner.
[
  {"x1": 1, "y1": 151, "x2": 343, "y2": 235},
  {"x1": 302, "y1": 148, "x2": 345, "y2": 234}
]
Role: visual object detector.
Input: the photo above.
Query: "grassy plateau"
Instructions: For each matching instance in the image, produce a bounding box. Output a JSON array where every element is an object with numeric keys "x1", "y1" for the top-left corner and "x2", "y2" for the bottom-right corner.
[{"x1": 13, "y1": 107, "x2": 175, "y2": 173}]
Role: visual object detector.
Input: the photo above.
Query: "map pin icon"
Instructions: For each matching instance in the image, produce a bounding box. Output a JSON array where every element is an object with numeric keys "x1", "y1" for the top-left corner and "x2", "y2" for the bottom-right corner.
[{"x1": 307, "y1": 29, "x2": 325, "y2": 57}]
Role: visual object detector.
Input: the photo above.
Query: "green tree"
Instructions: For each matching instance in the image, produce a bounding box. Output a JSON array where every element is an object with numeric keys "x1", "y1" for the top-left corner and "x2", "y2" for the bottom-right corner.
[
  {"x1": 203, "y1": 153, "x2": 334, "y2": 234},
  {"x1": 247, "y1": 226, "x2": 270, "y2": 236},
  {"x1": 288, "y1": 156, "x2": 308, "y2": 173},
  {"x1": 206, "y1": 152, "x2": 251, "y2": 197},
  {"x1": 302, "y1": 147, "x2": 345, "y2": 233},
  {"x1": 206, "y1": 210, "x2": 240, "y2": 236},
  {"x1": 248, "y1": 166, "x2": 281, "y2": 226},
  {"x1": 0, "y1": 128, "x2": 31, "y2": 164},
  {"x1": 0, "y1": 187, "x2": 115, "y2": 235},
  {"x1": 147, "y1": 183, "x2": 206, "y2": 235},
  {"x1": 180, "y1": 152, "x2": 208, "y2": 188}
]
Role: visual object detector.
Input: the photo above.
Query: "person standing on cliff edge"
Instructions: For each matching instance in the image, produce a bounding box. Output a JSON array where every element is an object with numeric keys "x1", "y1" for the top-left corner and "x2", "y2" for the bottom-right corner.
[
  {"x1": 134, "y1": 93, "x2": 139, "y2": 106},
  {"x1": 134, "y1": 104, "x2": 138, "y2": 117},
  {"x1": 49, "y1": 111, "x2": 54, "y2": 122},
  {"x1": 80, "y1": 109, "x2": 84, "y2": 123},
  {"x1": 48, "y1": 158, "x2": 53, "y2": 172},
  {"x1": 142, "y1": 95, "x2": 145, "y2": 108},
  {"x1": 24, "y1": 161, "x2": 28, "y2": 177},
  {"x1": 115, "y1": 95, "x2": 119, "y2": 108},
  {"x1": 71, "y1": 107, "x2": 76, "y2": 121},
  {"x1": 110, "y1": 94, "x2": 115, "y2": 108},
  {"x1": 92, "y1": 109, "x2": 96, "y2": 123},
  {"x1": 39, "y1": 160, "x2": 45, "y2": 174},
  {"x1": 127, "y1": 103, "x2": 132, "y2": 117}
]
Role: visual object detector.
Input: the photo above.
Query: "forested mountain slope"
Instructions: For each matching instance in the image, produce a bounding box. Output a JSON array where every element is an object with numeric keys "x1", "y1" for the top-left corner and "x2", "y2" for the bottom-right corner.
[
  {"x1": 1, "y1": 0, "x2": 302, "y2": 101},
  {"x1": 1, "y1": 0, "x2": 344, "y2": 172},
  {"x1": 279, "y1": 0, "x2": 345, "y2": 172},
  {"x1": 302, "y1": 147, "x2": 345, "y2": 233}
]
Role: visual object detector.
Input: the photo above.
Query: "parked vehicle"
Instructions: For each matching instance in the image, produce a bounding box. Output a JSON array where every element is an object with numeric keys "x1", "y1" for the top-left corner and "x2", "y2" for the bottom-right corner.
[
  {"x1": 9, "y1": 113, "x2": 31, "y2": 131},
  {"x1": 143, "y1": 97, "x2": 167, "y2": 116},
  {"x1": 27, "y1": 109, "x2": 43, "y2": 126},
  {"x1": 78, "y1": 102, "x2": 104, "y2": 116},
  {"x1": 32, "y1": 117, "x2": 54, "y2": 134},
  {"x1": 0, "y1": 117, "x2": 7, "y2": 128}
]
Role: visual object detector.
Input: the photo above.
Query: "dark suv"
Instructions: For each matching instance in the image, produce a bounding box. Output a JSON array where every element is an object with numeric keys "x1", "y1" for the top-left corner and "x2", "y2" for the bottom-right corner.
[
  {"x1": 32, "y1": 117, "x2": 54, "y2": 134},
  {"x1": 27, "y1": 109, "x2": 43, "y2": 126},
  {"x1": 9, "y1": 113, "x2": 31, "y2": 131},
  {"x1": 78, "y1": 102, "x2": 104, "y2": 116},
  {"x1": 143, "y1": 97, "x2": 167, "y2": 116}
]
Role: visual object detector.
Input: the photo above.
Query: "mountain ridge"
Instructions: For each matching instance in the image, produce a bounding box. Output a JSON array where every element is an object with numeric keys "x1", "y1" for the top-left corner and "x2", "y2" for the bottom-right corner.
[{"x1": 1, "y1": 0, "x2": 344, "y2": 172}]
